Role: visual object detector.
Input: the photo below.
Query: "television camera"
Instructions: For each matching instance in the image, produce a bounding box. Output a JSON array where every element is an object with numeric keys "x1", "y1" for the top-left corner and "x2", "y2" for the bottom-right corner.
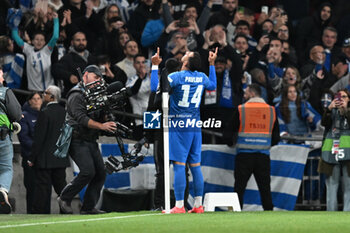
[{"x1": 83, "y1": 79, "x2": 145, "y2": 174}]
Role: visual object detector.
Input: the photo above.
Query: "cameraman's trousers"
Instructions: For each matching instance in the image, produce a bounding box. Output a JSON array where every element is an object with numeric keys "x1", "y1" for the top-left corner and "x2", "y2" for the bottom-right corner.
[
  {"x1": 0, "y1": 135, "x2": 13, "y2": 192},
  {"x1": 60, "y1": 140, "x2": 106, "y2": 211}
]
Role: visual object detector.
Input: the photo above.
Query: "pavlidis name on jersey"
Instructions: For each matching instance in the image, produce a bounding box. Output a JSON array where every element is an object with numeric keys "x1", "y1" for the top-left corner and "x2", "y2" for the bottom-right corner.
[
  {"x1": 164, "y1": 118, "x2": 222, "y2": 129},
  {"x1": 185, "y1": 76, "x2": 203, "y2": 83}
]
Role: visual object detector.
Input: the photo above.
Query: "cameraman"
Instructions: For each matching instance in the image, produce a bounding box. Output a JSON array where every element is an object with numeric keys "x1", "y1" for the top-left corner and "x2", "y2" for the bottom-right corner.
[
  {"x1": 58, "y1": 65, "x2": 116, "y2": 215},
  {"x1": 0, "y1": 68, "x2": 22, "y2": 214}
]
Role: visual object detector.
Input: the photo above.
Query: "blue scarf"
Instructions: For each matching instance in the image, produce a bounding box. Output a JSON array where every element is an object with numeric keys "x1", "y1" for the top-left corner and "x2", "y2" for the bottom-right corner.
[{"x1": 219, "y1": 69, "x2": 233, "y2": 108}]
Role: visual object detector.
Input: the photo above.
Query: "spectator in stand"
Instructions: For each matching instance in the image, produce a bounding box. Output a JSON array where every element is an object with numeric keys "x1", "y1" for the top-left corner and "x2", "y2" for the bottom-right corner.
[
  {"x1": 160, "y1": 31, "x2": 188, "y2": 67},
  {"x1": 17, "y1": 92, "x2": 42, "y2": 214},
  {"x1": 0, "y1": 0, "x2": 11, "y2": 35},
  {"x1": 229, "y1": 20, "x2": 257, "y2": 52},
  {"x1": 332, "y1": 37, "x2": 350, "y2": 79},
  {"x1": 275, "y1": 84, "x2": 321, "y2": 137},
  {"x1": 226, "y1": 7, "x2": 256, "y2": 47},
  {"x1": 24, "y1": 3, "x2": 57, "y2": 40},
  {"x1": 272, "y1": 66, "x2": 302, "y2": 104},
  {"x1": 318, "y1": 89, "x2": 350, "y2": 211},
  {"x1": 95, "y1": 16, "x2": 127, "y2": 64},
  {"x1": 200, "y1": 25, "x2": 243, "y2": 110},
  {"x1": 156, "y1": 16, "x2": 204, "y2": 54},
  {"x1": 28, "y1": 85, "x2": 69, "y2": 214},
  {"x1": 58, "y1": 0, "x2": 104, "y2": 53},
  {"x1": 206, "y1": 0, "x2": 238, "y2": 29},
  {"x1": 126, "y1": 54, "x2": 151, "y2": 140},
  {"x1": 23, "y1": 4, "x2": 53, "y2": 38},
  {"x1": 277, "y1": 24, "x2": 289, "y2": 41},
  {"x1": 261, "y1": 19, "x2": 274, "y2": 36},
  {"x1": 271, "y1": 8, "x2": 289, "y2": 37},
  {"x1": 300, "y1": 45, "x2": 326, "y2": 79},
  {"x1": 296, "y1": 2, "x2": 333, "y2": 65},
  {"x1": 0, "y1": 36, "x2": 25, "y2": 89},
  {"x1": 246, "y1": 32, "x2": 270, "y2": 72},
  {"x1": 330, "y1": 38, "x2": 350, "y2": 93},
  {"x1": 250, "y1": 38, "x2": 294, "y2": 102},
  {"x1": 301, "y1": 45, "x2": 337, "y2": 114},
  {"x1": 321, "y1": 27, "x2": 342, "y2": 75},
  {"x1": 58, "y1": 0, "x2": 87, "y2": 27},
  {"x1": 141, "y1": 1, "x2": 174, "y2": 53},
  {"x1": 96, "y1": 55, "x2": 127, "y2": 85},
  {"x1": 52, "y1": 31, "x2": 97, "y2": 97},
  {"x1": 254, "y1": 6, "x2": 286, "y2": 40},
  {"x1": 201, "y1": 56, "x2": 238, "y2": 144},
  {"x1": 119, "y1": 32, "x2": 132, "y2": 49},
  {"x1": 103, "y1": 4, "x2": 121, "y2": 29},
  {"x1": 277, "y1": 24, "x2": 298, "y2": 65},
  {"x1": 166, "y1": 0, "x2": 202, "y2": 20},
  {"x1": 127, "y1": 0, "x2": 160, "y2": 44},
  {"x1": 233, "y1": 34, "x2": 250, "y2": 72},
  {"x1": 49, "y1": 0, "x2": 64, "y2": 11},
  {"x1": 11, "y1": 11, "x2": 59, "y2": 92},
  {"x1": 281, "y1": 40, "x2": 298, "y2": 66},
  {"x1": 116, "y1": 39, "x2": 139, "y2": 80},
  {"x1": 51, "y1": 16, "x2": 69, "y2": 67},
  {"x1": 95, "y1": 3, "x2": 125, "y2": 57},
  {"x1": 163, "y1": 0, "x2": 214, "y2": 35}
]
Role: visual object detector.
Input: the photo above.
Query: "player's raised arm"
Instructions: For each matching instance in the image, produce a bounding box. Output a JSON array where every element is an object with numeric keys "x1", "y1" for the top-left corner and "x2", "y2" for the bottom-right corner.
[
  {"x1": 208, "y1": 47, "x2": 218, "y2": 66},
  {"x1": 151, "y1": 47, "x2": 162, "y2": 92},
  {"x1": 206, "y1": 47, "x2": 218, "y2": 91}
]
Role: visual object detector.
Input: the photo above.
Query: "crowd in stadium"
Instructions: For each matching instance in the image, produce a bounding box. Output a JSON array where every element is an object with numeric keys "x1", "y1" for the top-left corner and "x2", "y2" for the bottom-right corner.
[{"x1": 1, "y1": 0, "x2": 350, "y2": 214}]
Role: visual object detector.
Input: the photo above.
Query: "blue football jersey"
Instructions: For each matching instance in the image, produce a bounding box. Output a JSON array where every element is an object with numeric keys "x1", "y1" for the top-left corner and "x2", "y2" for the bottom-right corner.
[{"x1": 168, "y1": 67, "x2": 216, "y2": 119}]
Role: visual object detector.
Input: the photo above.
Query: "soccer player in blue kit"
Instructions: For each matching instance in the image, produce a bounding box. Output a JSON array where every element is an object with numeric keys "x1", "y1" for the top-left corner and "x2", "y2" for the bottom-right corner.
[{"x1": 164, "y1": 48, "x2": 218, "y2": 214}]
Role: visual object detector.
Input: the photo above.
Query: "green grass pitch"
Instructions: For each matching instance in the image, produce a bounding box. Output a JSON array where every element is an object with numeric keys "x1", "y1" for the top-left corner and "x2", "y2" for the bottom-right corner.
[{"x1": 0, "y1": 211, "x2": 350, "y2": 233}]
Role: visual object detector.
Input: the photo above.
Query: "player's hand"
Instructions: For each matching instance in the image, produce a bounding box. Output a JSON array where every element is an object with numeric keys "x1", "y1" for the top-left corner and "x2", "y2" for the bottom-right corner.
[
  {"x1": 101, "y1": 121, "x2": 117, "y2": 133},
  {"x1": 151, "y1": 47, "x2": 162, "y2": 66},
  {"x1": 208, "y1": 47, "x2": 218, "y2": 66}
]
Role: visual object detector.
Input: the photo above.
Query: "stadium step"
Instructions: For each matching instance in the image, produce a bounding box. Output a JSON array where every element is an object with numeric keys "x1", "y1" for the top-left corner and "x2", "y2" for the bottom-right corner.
[{"x1": 203, "y1": 192, "x2": 241, "y2": 212}]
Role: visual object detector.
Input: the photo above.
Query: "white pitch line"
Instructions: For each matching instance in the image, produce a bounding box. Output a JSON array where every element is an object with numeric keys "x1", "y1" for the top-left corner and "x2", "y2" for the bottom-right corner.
[{"x1": 0, "y1": 213, "x2": 162, "y2": 229}]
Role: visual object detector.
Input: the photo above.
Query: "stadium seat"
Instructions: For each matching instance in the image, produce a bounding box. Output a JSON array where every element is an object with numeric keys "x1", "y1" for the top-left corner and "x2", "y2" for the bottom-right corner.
[{"x1": 203, "y1": 192, "x2": 241, "y2": 212}]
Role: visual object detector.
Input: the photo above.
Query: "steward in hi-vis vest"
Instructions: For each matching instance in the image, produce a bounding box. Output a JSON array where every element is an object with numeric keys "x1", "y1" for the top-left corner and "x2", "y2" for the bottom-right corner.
[
  {"x1": 224, "y1": 84, "x2": 280, "y2": 211},
  {"x1": 237, "y1": 102, "x2": 276, "y2": 155}
]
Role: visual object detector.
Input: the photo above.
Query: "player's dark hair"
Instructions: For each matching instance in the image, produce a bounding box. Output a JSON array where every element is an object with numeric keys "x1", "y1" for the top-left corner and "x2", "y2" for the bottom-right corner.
[{"x1": 188, "y1": 52, "x2": 201, "y2": 72}]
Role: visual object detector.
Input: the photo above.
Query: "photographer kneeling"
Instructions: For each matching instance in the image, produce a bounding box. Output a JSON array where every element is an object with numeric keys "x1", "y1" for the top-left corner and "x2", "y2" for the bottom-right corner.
[{"x1": 58, "y1": 65, "x2": 116, "y2": 215}]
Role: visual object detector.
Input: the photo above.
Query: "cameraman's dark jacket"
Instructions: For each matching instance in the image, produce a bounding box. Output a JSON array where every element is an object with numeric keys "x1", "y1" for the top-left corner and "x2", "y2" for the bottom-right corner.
[
  {"x1": 66, "y1": 84, "x2": 103, "y2": 141},
  {"x1": 0, "y1": 86, "x2": 22, "y2": 129}
]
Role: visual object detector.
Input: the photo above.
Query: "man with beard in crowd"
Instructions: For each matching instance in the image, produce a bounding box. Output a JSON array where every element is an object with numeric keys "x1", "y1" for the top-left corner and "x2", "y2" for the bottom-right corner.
[{"x1": 52, "y1": 31, "x2": 97, "y2": 97}]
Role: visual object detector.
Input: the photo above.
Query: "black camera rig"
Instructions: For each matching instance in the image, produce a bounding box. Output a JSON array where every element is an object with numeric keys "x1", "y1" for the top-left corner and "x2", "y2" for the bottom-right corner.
[{"x1": 83, "y1": 79, "x2": 145, "y2": 174}]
